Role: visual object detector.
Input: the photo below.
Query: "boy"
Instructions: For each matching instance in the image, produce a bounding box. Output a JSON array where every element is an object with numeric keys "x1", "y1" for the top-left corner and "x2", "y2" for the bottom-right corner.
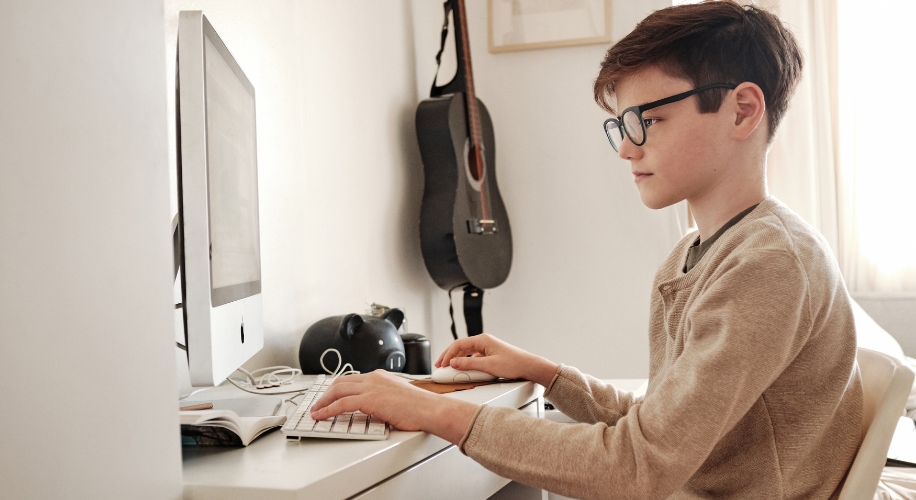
[{"x1": 311, "y1": 2, "x2": 863, "y2": 498}]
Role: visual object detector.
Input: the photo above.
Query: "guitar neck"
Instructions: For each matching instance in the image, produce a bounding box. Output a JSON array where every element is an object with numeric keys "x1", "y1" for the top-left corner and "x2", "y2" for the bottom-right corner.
[{"x1": 455, "y1": 0, "x2": 483, "y2": 148}]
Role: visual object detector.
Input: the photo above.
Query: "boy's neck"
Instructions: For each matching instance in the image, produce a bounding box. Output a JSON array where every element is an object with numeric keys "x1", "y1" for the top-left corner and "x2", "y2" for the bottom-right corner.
[{"x1": 689, "y1": 160, "x2": 768, "y2": 242}]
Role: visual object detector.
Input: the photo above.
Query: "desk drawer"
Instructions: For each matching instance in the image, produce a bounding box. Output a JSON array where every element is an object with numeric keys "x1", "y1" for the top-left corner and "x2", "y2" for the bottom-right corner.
[
  {"x1": 350, "y1": 398, "x2": 541, "y2": 500},
  {"x1": 350, "y1": 444, "x2": 507, "y2": 500}
]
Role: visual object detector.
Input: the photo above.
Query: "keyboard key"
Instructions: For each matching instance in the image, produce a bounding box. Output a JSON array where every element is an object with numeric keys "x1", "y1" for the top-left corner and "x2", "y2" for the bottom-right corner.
[
  {"x1": 367, "y1": 422, "x2": 386, "y2": 435},
  {"x1": 313, "y1": 420, "x2": 333, "y2": 432},
  {"x1": 296, "y1": 419, "x2": 316, "y2": 432},
  {"x1": 350, "y1": 417, "x2": 368, "y2": 434},
  {"x1": 331, "y1": 416, "x2": 351, "y2": 434}
]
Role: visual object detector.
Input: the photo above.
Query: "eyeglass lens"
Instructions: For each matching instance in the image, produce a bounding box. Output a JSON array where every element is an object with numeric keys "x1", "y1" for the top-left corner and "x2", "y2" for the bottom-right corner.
[
  {"x1": 622, "y1": 110, "x2": 645, "y2": 145},
  {"x1": 605, "y1": 120, "x2": 624, "y2": 151}
]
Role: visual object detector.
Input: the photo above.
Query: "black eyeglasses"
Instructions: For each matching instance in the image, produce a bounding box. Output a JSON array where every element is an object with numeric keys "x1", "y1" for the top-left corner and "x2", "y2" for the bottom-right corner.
[{"x1": 603, "y1": 83, "x2": 737, "y2": 152}]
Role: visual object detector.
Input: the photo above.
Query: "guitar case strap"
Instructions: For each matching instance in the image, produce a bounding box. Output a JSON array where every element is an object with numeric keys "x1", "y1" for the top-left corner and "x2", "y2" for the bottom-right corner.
[
  {"x1": 430, "y1": 0, "x2": 465, "y2": 98},
  {"x1": 448, "y1": 284, "x2": 485, "y2": 339}
]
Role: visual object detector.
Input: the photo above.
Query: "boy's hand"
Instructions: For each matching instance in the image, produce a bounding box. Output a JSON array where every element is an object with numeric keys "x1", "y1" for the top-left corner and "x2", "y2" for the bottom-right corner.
[
  {"x1": 436, "y1": 333, "x2": 559, "y2": 388},
  {"x1": 308, "y1": 370, "x2": 477, "y2": 444}
]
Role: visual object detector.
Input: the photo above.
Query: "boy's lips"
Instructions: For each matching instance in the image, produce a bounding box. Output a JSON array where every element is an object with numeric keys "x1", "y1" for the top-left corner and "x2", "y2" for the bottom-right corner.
[{"x1": 633, "y1": 171, "x2": 652, "y2": 182}]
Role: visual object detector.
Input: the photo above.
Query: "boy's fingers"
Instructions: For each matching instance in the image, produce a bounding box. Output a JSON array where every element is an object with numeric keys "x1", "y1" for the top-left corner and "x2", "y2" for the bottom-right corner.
[
  {"x1": 311, "y1": 395, "x2": 361, "y2": 420},
  {"x1": 440, "y1": 337, "x2": 490, "y2": 366},
  {"x1": 450, "y1": 354, "x2": 494, "y2": 373},
  {"x1": 311, "y1": 380, "x2": 361, "y2": 411},
  {"x1": 438, "y1": 344, "x2": 465, "y2": 367},
  {"x1": 330, "y1": 373, "x2": 368, "y2": 385}
]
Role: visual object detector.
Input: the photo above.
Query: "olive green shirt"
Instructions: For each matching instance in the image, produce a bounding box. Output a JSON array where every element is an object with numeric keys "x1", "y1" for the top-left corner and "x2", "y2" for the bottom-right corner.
[{"x1": 683, "y1": 204, "x2": 759, "y2": 273}]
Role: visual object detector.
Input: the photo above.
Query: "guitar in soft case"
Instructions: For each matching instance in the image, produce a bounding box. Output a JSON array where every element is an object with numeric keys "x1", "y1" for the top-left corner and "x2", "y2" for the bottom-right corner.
[{"x1": 416, "y1": 0, "x2": 512, "y2": 338}]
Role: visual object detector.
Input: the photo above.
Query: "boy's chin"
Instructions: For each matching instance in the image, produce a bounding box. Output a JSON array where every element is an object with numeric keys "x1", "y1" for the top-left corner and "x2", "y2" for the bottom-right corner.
[{"x1": 638, "y1": 190, "x2": 681, "y2": 210}]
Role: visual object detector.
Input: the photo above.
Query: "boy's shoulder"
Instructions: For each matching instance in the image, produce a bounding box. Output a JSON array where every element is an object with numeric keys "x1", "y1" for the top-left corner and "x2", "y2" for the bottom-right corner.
[
  {"x1": 729, "y1": 197, "x2": 834, "y2": 266},
  {"x1": 664, "y1": 197, "x2": 838, "y2": 282}
]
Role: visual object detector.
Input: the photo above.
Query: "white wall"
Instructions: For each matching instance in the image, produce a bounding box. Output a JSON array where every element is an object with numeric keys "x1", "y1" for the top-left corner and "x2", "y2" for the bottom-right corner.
[
  {"x1": 0, "y1": 1, "x2": 182, "y2": 499},
  {"x1": 164, "y1": 0, "x2": 677, "y2": 383}
]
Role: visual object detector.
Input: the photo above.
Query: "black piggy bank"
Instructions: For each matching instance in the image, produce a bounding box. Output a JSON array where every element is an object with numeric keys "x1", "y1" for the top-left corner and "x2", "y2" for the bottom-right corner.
[{"x1": 299, "y1": 309, "x2": 407, "y2": 374}]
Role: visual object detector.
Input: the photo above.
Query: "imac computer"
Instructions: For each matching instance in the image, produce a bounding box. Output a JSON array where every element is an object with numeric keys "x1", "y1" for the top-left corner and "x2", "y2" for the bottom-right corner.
[{"x1": 175, "y1": 11, "x2": 263, "y2": 387}]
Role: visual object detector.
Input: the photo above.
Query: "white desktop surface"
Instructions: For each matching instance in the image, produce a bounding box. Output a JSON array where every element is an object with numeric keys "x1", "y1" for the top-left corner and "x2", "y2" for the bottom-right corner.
[{"x1": 181, "y1": 377, "x2": 543, "y2": 500}]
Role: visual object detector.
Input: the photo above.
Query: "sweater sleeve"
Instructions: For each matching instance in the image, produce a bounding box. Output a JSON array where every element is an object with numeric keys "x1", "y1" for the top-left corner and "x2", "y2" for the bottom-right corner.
[
  {"x1": 543, "y1": 365, "x2": 641, "y2": 425},
  {"x1": 459, "y1": 249, "x2": 811, "y2": 500}
]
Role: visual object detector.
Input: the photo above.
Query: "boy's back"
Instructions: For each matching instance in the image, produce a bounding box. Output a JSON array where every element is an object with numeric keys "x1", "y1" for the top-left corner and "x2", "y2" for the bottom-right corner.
[{"x1": 645, "y1": 197, "x2": 862, "y2": 498}]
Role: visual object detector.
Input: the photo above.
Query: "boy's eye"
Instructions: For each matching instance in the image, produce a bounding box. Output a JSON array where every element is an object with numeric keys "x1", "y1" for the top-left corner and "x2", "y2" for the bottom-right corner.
[{"x1": 643, "y1": 118, "x2": 658, "y2": 128}]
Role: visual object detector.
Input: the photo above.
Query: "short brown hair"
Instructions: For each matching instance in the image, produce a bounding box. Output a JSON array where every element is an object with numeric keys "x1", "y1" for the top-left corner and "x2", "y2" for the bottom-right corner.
[{"x1": 594, "y1": 1, "x2": 803, "y2": 140}]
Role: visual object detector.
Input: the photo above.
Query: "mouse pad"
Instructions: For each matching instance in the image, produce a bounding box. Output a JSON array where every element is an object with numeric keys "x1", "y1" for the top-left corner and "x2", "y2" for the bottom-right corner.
[{"x1": 410, "y1": 379, "x2": 499, "y2": 394}]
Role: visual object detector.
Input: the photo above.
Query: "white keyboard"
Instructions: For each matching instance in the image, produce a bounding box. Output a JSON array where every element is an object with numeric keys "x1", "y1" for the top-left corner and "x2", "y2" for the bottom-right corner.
[{"x1": 282, "y1": 375, "x2": 389, "y2": 441}]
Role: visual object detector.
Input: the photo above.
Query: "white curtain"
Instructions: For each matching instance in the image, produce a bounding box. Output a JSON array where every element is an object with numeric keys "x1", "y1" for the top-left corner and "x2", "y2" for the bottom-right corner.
[
  {"x1": 764, "y1": 0, "x2": 916, "y2": 293},
  {"x1": 764, "y1": 0, "x2": 840, "y2": 257},
  {"x1": 835, "y1": 0, "x2": 916, "y2": 292}
]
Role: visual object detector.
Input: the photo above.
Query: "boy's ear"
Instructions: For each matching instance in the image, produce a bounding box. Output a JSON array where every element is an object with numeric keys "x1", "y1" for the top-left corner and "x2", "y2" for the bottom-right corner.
[{"x1": 730, "y1": 82, "x2": 767, "y2": 141}]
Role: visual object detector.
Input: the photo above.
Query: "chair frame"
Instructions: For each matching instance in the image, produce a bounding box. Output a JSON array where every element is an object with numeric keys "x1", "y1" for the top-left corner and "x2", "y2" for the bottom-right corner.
[{"x1": 838, "y1": 347, "x2": 914, "y2": 499}]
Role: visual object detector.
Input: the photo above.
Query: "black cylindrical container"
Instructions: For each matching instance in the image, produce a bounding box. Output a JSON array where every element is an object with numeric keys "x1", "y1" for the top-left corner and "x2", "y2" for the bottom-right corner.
[{"x1": 400, "y1": 333, "x2": 431, "y2": 375}]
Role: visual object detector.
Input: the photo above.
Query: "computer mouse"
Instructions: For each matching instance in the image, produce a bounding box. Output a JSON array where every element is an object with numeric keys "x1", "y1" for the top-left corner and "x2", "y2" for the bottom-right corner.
[{"x1": 431, "y1": 366, "x2": 497, "y2": 384}]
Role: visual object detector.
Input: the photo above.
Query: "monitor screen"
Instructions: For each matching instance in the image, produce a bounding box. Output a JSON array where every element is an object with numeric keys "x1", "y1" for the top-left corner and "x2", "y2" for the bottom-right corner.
[{"x1": 204, "y1": 33, "x2": 261, "y2": 306}]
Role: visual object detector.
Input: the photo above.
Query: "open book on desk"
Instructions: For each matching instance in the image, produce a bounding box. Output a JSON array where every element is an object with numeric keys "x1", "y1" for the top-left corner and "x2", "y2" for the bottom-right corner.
[
  {"x1": 180, "y1": 409, "x2": 286, "y2": 446},
  {"x1": 179, "y1": 397, "x2": 288, "y2": 447}
]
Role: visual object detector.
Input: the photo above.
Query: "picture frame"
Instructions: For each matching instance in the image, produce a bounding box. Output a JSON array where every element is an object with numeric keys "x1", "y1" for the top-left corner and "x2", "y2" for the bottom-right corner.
[{"x1": 488, "y1": 0, "x2": 612, "y2": 53}]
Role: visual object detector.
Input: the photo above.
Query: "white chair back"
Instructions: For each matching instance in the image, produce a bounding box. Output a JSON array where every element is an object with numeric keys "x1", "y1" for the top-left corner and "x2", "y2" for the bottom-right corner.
[{"x1": 838, "y1": 347, "x2": 914, "y2": 499}]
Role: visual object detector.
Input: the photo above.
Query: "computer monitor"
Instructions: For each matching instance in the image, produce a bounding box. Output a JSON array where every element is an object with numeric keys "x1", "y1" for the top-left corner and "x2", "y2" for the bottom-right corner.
[{"x1": 175, "y1": 11, "x2": 263, "y2": 387}]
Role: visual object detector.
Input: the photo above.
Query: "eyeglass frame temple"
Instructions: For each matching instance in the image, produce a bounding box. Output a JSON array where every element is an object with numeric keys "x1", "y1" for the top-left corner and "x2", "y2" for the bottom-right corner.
[{"x1": 603, "y1": 83, "x2": 738, "y2": 150}]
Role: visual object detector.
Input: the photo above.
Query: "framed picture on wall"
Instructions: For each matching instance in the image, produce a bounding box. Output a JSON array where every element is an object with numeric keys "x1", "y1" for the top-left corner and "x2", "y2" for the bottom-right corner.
[{"x1": 487, "y1": 0, "x2": 612, "y2": 53}]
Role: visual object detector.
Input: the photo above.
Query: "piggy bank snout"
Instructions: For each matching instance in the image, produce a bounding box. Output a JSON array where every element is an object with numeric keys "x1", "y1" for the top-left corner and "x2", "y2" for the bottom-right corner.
[{"x1": 381, "y1": 349, "x2": 405, "y2": 372}]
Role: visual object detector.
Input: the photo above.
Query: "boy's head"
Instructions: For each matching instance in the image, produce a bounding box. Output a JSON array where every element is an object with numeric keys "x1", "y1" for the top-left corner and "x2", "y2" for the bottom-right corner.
[
  {"x1": 595, "y1": 2, "x2": 803, "y2": 210},
  {"x1": 595, "y1": 1, "x2": 803, "y2": 143}
]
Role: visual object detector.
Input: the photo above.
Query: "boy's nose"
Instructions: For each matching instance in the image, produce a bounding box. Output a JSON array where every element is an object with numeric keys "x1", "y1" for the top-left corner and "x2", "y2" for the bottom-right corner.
[{"x1": 617, "y1": 135, "x2": 643, "y2": 161}]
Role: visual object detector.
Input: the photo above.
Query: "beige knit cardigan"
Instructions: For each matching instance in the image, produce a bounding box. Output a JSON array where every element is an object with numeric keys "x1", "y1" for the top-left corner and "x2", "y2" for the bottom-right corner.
[{"x1": 459, "y1": 197, "x2": 863, "y2": 499}]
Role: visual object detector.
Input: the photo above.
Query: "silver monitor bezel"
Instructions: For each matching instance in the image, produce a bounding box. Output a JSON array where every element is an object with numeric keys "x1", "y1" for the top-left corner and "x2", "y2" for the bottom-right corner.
[{"x1": 177, "y1": 10, "x2": 264, "y2": 386}]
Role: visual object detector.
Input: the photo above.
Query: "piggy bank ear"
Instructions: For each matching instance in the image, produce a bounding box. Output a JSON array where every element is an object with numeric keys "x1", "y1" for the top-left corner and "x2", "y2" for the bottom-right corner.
[
  {"x1": 339, "y1": 314, "x2": 364, "y2": 340},
  {"x1": 381, "y1": 308, "x2": 404, "y2": 330}
]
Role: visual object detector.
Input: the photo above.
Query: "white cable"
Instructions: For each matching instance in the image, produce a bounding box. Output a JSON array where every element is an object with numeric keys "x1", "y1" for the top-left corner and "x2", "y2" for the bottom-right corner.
[
  {"x1": 220, "y1": 350, "x2": 359, "y2": 402},
  {"x1": 233, "y1": 367, "x2": 257, "y2": 386},
  {"x1": 178, "y1": 387, "x2": 211, "y2": 401},
  {"x1": 224, "y1": 376, "x2": 309, "y2": 396},
  {"x1": 320, "y1": 348, "x2": 360, "y2": 380},
  {"x1": 251, "y1": 366, "x2": 301, "y2": 387},
  {"x1": 226, "y1": 365, "x2": 302, "y2": 390},
  {"x1": 196, "y1": 350, "x2": 357, "y2": 400}
]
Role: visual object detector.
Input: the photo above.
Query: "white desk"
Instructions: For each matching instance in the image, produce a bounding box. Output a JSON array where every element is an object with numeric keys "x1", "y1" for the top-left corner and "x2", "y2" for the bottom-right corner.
[{"x1": 182, "y1": 379, "x2": 544, "y2": 500}]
